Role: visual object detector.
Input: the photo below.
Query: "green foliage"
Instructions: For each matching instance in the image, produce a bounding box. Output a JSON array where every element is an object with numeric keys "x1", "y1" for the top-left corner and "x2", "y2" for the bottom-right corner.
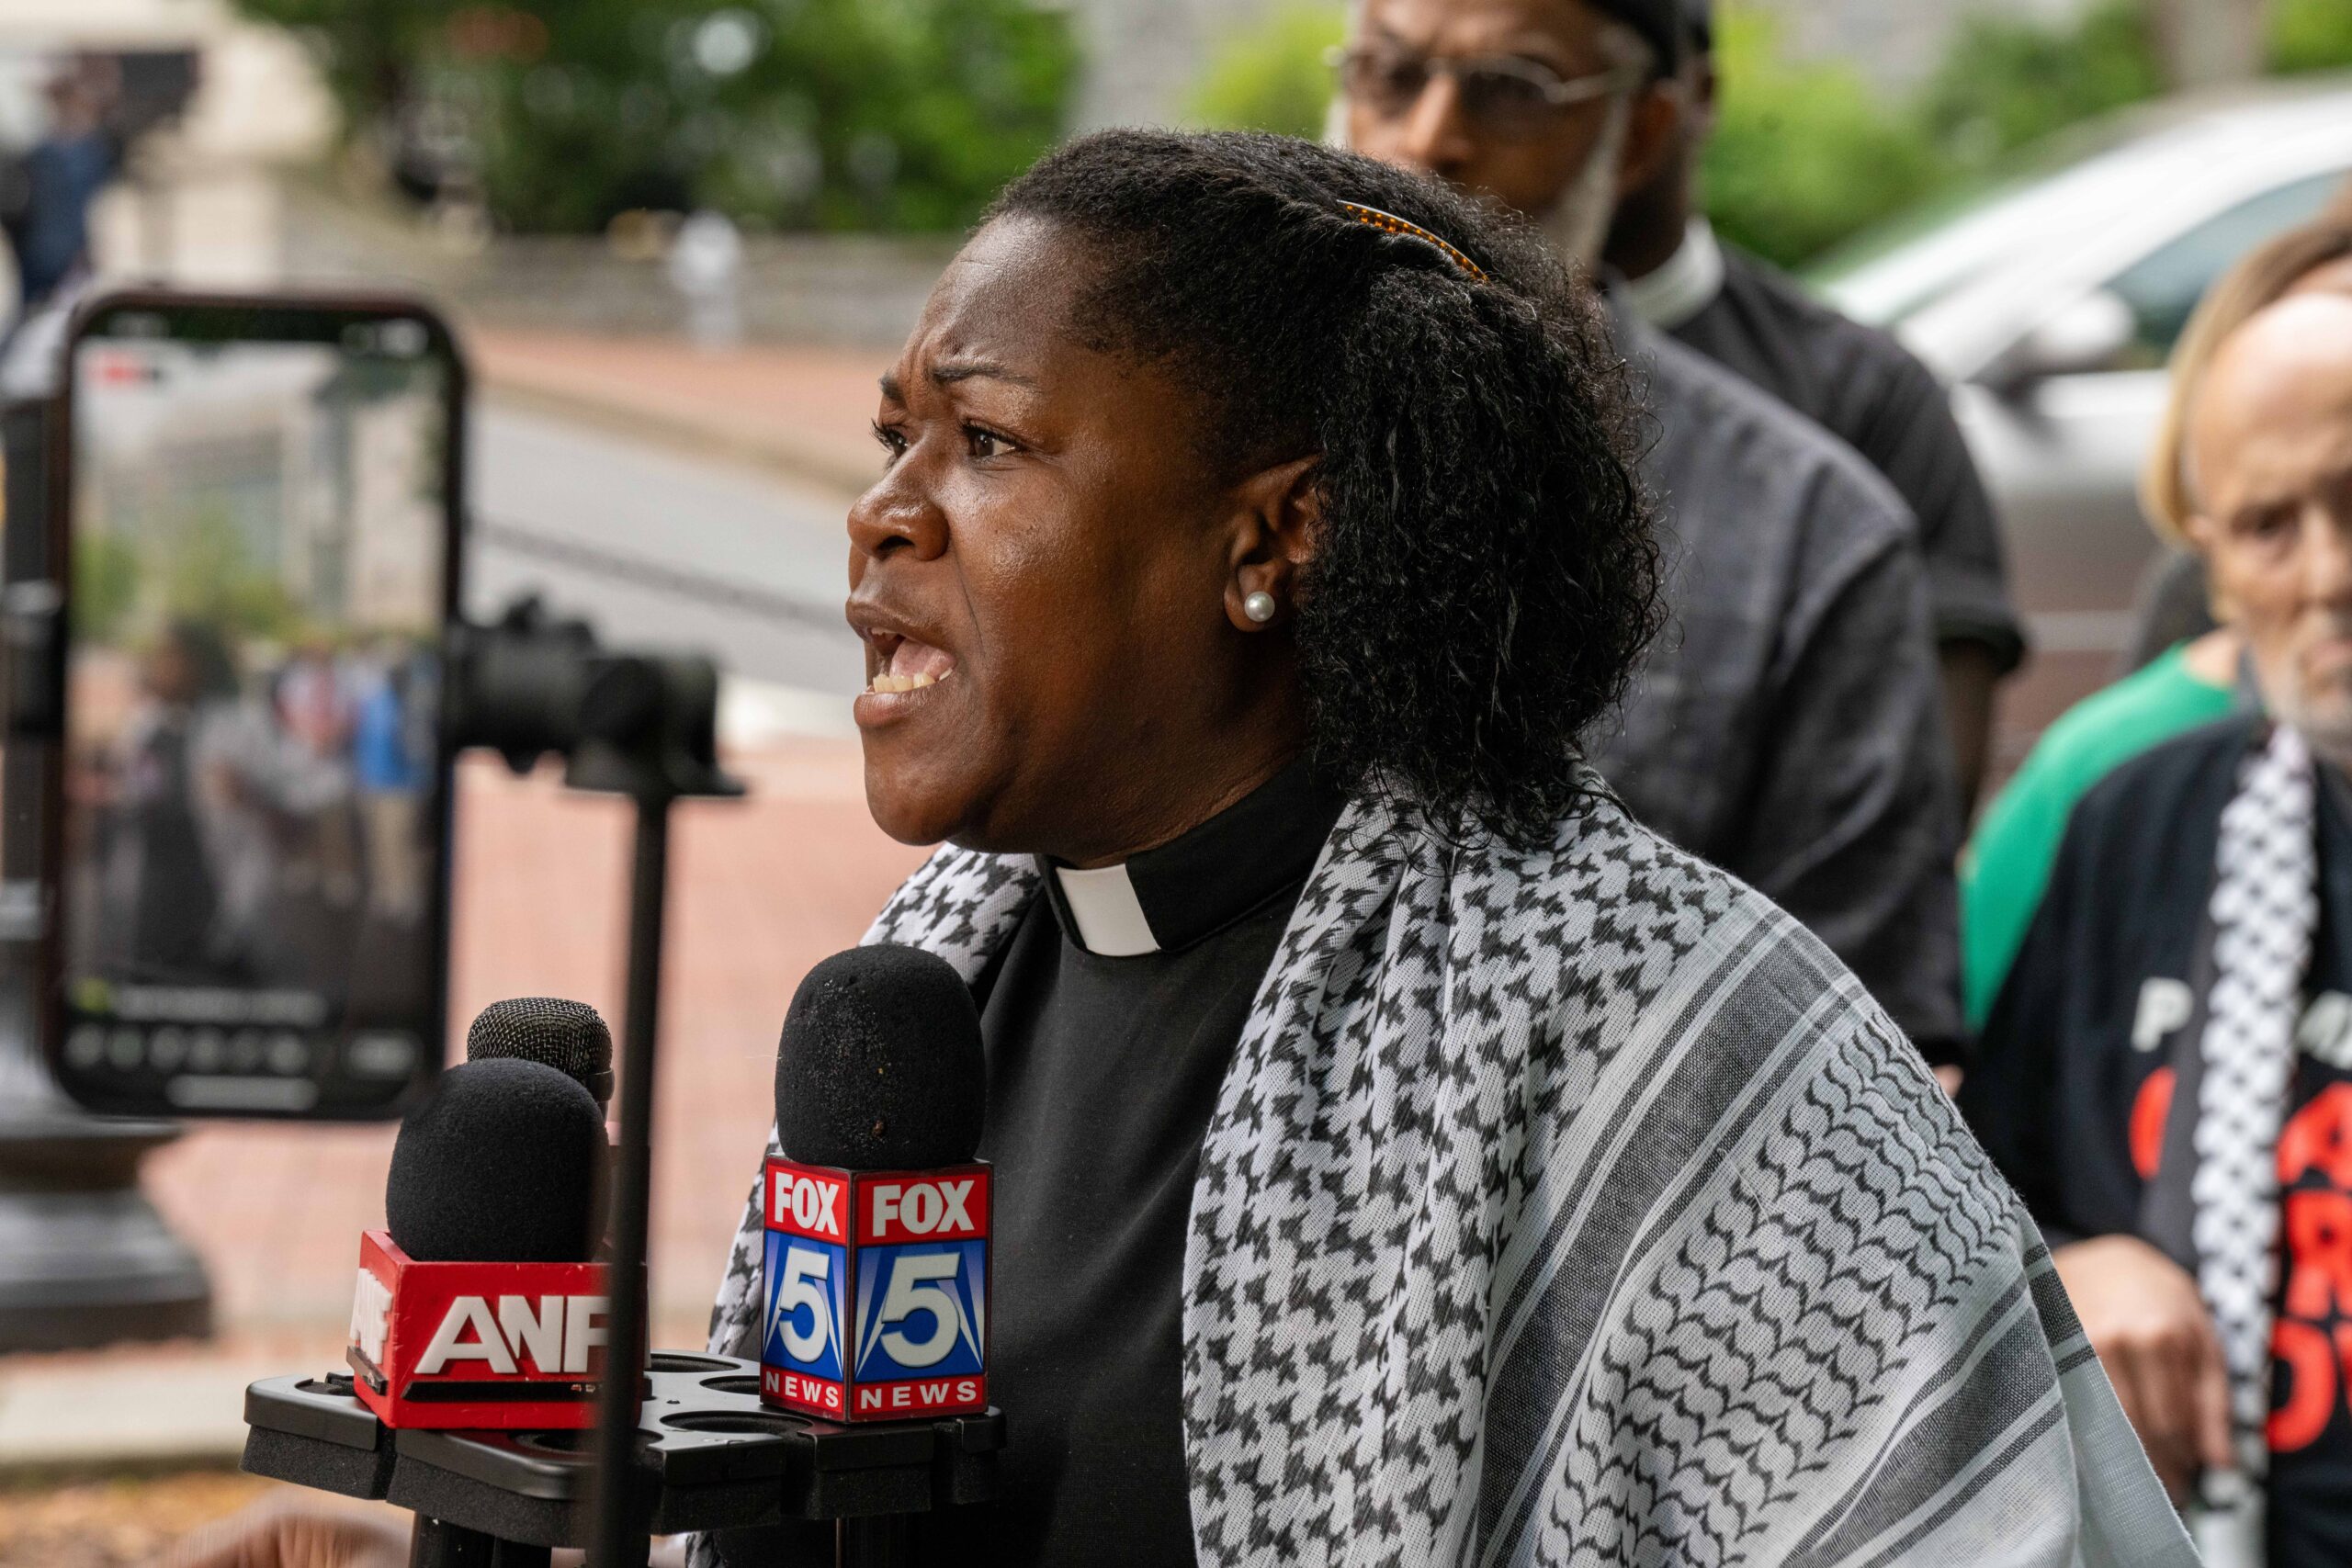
[
  {"x1": 2272, "y1": 0, "x2": 2352, "y2": 73},
  {"x1": 160, "y1": 510, "x2": 303, "y2": 645},
  {"x1": 1175, "y1": 0, "x2": 2352, "y2": 271},
  {"x1": 1187, "y1": 5, "x2": 1347, "y2": 140},
  {"x1": 73, "y1": 534, "x2": 140, "y2": 646},
  {"x1": 78, "y1": 509, "x2": 304, "y2": 649},
  {"x1": 1702, "y1": 9, "x2": 1945, "y2": 269},
  {"x1": 236, "y1": 0, "x2": 2352, "y2": 249},
  {"x1": 229, "y1": 0, "x2": 1079, "y2": 233},
  {"x1": 1713, "y1": 0, "x2": 2346, "y2": 269},
  {"x1": 228, "y1": 0, "x2": 458, "y2": 141},
  {"x1": 1917, "y1": 0, "x2": 2164, "y2": 171}
]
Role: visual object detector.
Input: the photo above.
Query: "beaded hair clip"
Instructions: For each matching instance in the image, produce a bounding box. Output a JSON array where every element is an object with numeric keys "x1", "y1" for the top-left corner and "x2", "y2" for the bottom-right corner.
[{"x1": 1339, "y1": 201, "x2": 1488, "y2": 283}]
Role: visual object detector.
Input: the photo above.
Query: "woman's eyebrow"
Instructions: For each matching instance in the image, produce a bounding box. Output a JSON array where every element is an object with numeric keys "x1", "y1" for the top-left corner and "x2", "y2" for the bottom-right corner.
[
  {"x1": 930, "y1": 359, "x2": 1038, "y2": 389},
  {"x1": 877, "y1": 361, "x2": 1040, "y2": 404}
]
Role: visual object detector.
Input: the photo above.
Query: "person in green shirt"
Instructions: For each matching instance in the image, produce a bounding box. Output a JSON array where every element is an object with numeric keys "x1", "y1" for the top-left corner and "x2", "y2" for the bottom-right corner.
[
  {"x1": 1961, "y1": 632, "x2": 2235, "y2": 1027},
  {"x1": 1962, "y1": 211, "x2": 2352, "y2": 1032}
]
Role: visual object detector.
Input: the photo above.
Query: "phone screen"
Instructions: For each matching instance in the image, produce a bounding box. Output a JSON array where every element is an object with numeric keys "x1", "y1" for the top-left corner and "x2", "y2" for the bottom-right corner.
[{"x1": 48, "y1": 300, "x2": 462, "y2": 1118}]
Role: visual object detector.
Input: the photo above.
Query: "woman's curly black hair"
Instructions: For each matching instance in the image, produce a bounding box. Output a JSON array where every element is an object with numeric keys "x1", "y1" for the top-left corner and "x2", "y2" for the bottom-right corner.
[{"x1": 990, "y1": 130, "x2": 1659, "y2": 849}]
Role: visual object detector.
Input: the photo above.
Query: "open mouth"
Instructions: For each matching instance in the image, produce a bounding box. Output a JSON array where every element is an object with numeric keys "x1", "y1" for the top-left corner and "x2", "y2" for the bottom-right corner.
[{"x1": 865, "y1": 631, "x2": 958, "y2": 694}]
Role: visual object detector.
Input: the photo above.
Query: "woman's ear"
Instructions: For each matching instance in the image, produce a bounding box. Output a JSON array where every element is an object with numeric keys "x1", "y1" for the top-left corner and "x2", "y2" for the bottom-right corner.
[{"x1": 1223, "y1": 454, "x2": 1321, "y2": 632}]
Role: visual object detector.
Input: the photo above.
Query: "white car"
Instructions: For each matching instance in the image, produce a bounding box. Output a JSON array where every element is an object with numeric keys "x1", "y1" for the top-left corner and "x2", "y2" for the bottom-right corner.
[{"x1": 1819, "y1": 78, "x2": 2352, "y2": 732}]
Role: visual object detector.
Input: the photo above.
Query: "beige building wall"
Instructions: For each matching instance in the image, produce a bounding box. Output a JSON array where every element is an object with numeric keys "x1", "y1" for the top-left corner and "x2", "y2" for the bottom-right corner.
[
  {"x1": 1065, "y1": 0, "x2": 1306, "y2": 131},
  {"x1": 0, "y1": 0, "x2": 333, "y2": 292}
]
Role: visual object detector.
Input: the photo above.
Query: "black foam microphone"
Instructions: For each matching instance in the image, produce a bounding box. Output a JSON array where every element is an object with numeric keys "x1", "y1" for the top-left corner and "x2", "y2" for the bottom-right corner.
[
  {"x1": 774, "y1": 944, "x2": 985, "y2": 1168},
  {"x1": 353, "y1": 1059, "x2": 613, "y2": 1435},
  {"x1": 760, "y1": 942, "x2": 992, "y2": 1472},
  {"x1": 466, "y1": 997, "x2": 615, "y2": 1113},
  {"x1": 386, "y1": 1057, "x2": 608, "y2": 1264}
]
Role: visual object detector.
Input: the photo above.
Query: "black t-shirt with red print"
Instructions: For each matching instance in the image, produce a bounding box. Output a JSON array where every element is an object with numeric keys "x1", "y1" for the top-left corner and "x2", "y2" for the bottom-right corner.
[{"x1": 1964, "y1": 715, "x2": 2352, "y2": 1564}]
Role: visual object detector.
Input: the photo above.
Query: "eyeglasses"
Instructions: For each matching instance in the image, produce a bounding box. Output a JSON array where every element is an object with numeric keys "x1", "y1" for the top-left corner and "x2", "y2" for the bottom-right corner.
[{"x1": 1328, "y1": 46, "x2": 1645, "y2": 141}]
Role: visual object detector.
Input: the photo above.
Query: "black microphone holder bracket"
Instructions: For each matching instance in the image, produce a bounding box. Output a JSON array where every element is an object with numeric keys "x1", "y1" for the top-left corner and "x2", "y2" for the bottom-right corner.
[
  {"x1": 445, "y1": 595, "x2": 744, "y2": 807},
  {"x1": 243, "y1": 1354, "x2": 1005, "y2": 1562}
]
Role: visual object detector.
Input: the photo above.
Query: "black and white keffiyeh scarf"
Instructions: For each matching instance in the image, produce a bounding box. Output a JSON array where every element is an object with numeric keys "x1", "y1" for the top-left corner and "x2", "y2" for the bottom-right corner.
[
  {"x1": 697, "y1": 792, "x2": 2189, "y2": 1565},
  {"x1": 2133, "y1": 720, "x2": 2320, "y2": 1567}
]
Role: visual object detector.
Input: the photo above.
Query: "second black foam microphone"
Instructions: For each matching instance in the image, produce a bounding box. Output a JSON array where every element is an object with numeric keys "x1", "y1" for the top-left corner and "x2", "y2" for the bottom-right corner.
[{"x1": 466, "y1": 997, "x2": 614, "y2": 1112}]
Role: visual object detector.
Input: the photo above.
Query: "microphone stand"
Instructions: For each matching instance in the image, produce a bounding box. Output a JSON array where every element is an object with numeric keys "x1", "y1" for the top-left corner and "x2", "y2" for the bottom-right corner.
[
  {"x1": 570, "y1": 660, "x2": 741, "y2": 1568},
  {"x1": 450, "y1": 605, "x2": 741, "y2": 1568},
  {"x1": 411, "y1": 1517, "x2": 549, "y2": 1568},
  {"x1": 583, "y1": 798, "x2": 668, "y2": 1568},
  {"x1": 445, "y1": 609, "x2": 996, "y2": 1565}
]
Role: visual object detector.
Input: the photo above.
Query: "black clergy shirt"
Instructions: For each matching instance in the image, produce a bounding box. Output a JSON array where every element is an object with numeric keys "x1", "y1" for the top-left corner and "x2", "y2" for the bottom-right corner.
[
  {"x1": 965, "y1": 761, "x2": 1341, "y2": 1564},
  {"x1": 1630, "y1": 219, "x2": 2023, "y2": 672},
  {"x1": 712, "y1": 763, "x2": 1341, "y2": 1567}
]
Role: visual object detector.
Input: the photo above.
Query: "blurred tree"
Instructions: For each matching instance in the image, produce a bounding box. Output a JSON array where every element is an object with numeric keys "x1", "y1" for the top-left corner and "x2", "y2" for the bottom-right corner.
[
  {"x1": 226, "y1": 0, "x2": 451, "y2": 127},
  {"x1": 229, "y1": 0, "x2": 1078, "y2": 233},
  {"x1": 226, "y1": 0, "x2": 470, "y2": 200},
  {"x1": 1172, "y1": 0, "x2": 2352, "y2": 273},
  {"x1": 163, "y1": 509, "x2": 303, "y2": 645},
  {"x1": 2271, "y1": 0, "x2": 2352, "y2": 72},
  {"x1": 73, "y1": 535, "x2": 140, "y2": 646},
  {"x1": 1918, "y1": 0, "x2": 2165, "y2": 172},
  {"x1": 1703, "y1": 9, "x2": 1944, "y2": 269},
  {"x1": 1187, "y1": 5, "x2": 1347, "y2": 140}
]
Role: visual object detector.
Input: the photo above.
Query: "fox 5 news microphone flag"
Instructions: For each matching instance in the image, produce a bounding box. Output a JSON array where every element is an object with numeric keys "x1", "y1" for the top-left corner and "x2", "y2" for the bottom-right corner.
[{"x1": 761, "y1": 1157, "x2": 990, "y2": 1422}]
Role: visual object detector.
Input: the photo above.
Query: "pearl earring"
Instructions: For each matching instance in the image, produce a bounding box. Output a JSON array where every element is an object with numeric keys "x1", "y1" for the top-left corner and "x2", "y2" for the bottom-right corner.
[{"x1": 1243, "y1": 591, "x2": 1277, "y2": 624}]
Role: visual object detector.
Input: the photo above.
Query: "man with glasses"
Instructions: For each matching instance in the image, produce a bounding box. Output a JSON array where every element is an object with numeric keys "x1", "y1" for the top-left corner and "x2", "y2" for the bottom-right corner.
[
  {"x1": 1603, "y1": 0, "x2": 2022, "y2": 808},
  {"x1": 1343, "y1": 0, "x2": 1968, "y2": 1067}
]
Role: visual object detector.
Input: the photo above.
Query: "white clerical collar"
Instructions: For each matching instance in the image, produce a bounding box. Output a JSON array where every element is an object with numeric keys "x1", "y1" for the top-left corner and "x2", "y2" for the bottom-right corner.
[
  {"x1": 1036, "y1": 763, "x2": 1346, "y2": 958},
  {"x1": 1051, "y1": 863, "x2": 1161, "y2": 957},
  {"x1": 1620, "y1": 217, "x2": 1726, "y2": 333}
]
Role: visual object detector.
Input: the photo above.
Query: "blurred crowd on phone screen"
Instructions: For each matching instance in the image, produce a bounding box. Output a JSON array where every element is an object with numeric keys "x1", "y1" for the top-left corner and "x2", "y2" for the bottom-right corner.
[{"x1": 69, "y1": 624, "x2": 437, "y2": 998}]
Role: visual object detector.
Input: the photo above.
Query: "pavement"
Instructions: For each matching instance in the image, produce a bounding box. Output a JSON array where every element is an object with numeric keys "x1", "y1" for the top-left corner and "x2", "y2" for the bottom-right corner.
[
  {"x1": 470, "y1": 327, "x2": 887, "y2": 502},
  {"x1": 466, "y1": 328, "x2": 895, "y2": 700},
  {"x1": 0, "y1": 330, "x2": 927, "y2": 1480},
  {"x1": 0, "y1": 1468, "x2": 380, "y2": 1568}
]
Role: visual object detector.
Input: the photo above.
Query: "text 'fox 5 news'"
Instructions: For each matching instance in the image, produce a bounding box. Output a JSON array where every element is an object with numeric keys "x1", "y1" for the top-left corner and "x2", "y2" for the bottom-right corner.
[{"x1": 761, "y1": 1160, "x2": 991, "y2": 1423}]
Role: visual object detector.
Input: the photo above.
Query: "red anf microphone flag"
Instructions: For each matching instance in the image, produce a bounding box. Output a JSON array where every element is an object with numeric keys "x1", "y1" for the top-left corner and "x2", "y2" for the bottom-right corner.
[
  {"x1": 353, "y1": 1055, "x2": 614, "y2": 1429},
  {"x1": 347, "y1": 1229, "x2": 607, "y2": 1429}
]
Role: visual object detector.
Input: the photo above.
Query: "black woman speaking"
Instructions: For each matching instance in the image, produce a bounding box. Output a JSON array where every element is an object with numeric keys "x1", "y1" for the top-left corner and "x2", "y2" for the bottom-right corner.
[{"x1": 696, "y1": 131, "x2": 2188, "y2": 1567}]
